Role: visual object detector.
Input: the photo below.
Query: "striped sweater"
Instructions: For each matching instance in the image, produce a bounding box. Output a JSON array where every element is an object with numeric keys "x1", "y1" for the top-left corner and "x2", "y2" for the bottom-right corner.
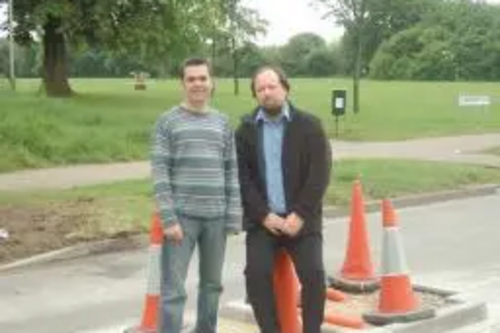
[{"x1": 151, "y1": 105, "x2": 242, "y2": 232}]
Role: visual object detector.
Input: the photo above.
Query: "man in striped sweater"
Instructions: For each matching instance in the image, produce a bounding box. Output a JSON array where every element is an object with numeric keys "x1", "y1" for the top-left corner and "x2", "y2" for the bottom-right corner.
[{"x1": 150, "y1": 57, "x2": 242, "y2": 333}]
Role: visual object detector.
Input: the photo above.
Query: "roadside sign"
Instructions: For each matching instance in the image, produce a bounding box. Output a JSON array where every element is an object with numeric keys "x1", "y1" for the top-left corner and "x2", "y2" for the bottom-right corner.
[{"x1": 458, "y1": 95, "x2": 491, "y2": 107}]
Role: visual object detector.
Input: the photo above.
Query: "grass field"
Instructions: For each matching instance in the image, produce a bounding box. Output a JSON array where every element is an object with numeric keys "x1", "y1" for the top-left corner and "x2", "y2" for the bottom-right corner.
[
  {"x1": 1, "y1": 78, "x2": 499, "y2": 262},
  {"x1": 1, "y1": 158, "x2": 499, "y2": 239},
  {"x1": 1, "y1": 78, "x2": 499, "y2": 173}
]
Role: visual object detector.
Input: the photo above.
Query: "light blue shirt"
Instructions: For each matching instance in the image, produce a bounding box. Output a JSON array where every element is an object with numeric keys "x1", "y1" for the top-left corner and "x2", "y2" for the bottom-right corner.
[{"x1": 255, "y1": 103, "x2": 291, "y2": 214}]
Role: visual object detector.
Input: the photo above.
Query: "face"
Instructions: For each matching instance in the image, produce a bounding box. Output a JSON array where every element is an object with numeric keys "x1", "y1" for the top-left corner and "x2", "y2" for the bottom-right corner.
[
  {"x1": 253, "y1": 69, "x2": 288, "y2": 113},
  {"x1": 182, "y1": 64, "x2": 212, "y2": 105}
]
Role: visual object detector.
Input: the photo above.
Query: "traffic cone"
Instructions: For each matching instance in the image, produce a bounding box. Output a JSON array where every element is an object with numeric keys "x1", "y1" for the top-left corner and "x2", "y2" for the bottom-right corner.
[
  {"x1": 124, "y1": 213, "x2": 163, "y2": 333},
  {"x1": 329, "y1": 179, "x2": 379, "y2": 293},
  {"x1": 323, "y1": 311, "x2": 365, "y2": 329},
  {"x1": 273, "y1": 250, "x2": 301, "y2": 333},
  {"x1": 363, "y1": 199, "x2": 435, "y2": 325},
  {"x1": 325, "y1": 287, "x2": 348, "y2": 302}
]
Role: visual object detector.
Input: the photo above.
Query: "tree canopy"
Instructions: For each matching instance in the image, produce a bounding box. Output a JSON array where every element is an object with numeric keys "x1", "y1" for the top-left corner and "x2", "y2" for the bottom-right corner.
[
  {"x1": 2, "y1": 0, "x2": 499, "y2": 93},
  {"x1": 0, "y1": 0, "x2": 266, "y2": 96}
]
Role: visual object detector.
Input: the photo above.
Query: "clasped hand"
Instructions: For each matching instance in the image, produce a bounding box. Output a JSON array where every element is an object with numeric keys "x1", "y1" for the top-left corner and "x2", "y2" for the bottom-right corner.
[{"x1": 263, "y1": 212, "x2": 303, "y2": 236}]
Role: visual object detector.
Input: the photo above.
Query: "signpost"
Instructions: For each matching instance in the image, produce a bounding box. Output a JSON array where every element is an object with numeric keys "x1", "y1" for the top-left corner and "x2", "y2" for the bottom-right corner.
[
  {"x1": 457, "y1": 94, "x2": 491, "y2": 129},
  {"x1": 332, "y1": 89, "x2": 347, "y2": 138}
]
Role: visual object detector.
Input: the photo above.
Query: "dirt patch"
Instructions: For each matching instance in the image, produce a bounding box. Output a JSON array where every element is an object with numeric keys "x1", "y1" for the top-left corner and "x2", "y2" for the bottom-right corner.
[
  {"x1": 321, "y1": 289, "x2": 449, "y2": 329},
  {"x1": 325, "y1": 289, "x2": 448, "y2": 318},
  {"x1": 0, "y1": 198, "x2": 107, "y2": 264}
]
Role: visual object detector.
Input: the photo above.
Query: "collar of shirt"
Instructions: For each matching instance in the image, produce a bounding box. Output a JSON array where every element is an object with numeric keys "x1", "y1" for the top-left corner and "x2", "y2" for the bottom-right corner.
[{"x1": 255, "y1": 102, "x2": 291, "y2": 123}]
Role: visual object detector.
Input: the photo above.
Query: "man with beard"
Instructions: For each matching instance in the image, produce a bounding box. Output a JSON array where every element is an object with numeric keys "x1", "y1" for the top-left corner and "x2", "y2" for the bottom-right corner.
[
  {"x1": 235, "y1": 66, "x2": 332, "y2": 333},
  {"x1": 151, "y1": 57, "x2": 241, "y2": 333}
]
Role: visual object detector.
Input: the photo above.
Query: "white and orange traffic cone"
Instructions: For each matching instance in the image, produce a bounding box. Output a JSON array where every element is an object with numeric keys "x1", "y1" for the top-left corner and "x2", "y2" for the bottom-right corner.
[
  {"x1": 124, "y1": 213, "x2": 163, "y2": 333},
  {"x1": 329, "y1": 179, "x2": 379, "y2": 293},
  {"x1": 363, "y1": 199, "x2": 434, "y2": 325}
]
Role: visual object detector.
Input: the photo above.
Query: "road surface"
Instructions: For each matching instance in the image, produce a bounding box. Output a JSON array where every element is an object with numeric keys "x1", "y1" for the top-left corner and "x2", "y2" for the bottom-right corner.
[{"x1": 1, "y1": 192, "x2": 500, "y2": 332}]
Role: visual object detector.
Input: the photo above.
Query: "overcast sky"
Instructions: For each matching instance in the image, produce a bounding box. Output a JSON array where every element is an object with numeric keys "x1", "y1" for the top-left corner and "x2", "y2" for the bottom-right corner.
[
  {"x1": 242, "y1": 0, "x2": 343, "y2": 45},
  {"x1": 1, "y1": 0, "x2": 500, "y2": 46}
]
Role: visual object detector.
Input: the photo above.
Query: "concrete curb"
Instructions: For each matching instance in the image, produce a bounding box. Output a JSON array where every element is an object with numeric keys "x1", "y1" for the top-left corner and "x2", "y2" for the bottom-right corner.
[
  {"x1": 389, "y1": 301, "x2": 487, "y2": 333},
  {"x1": 1, "y1": 184, "x2": 498, "y2": 273},
  {"x1": 0, "y1": 235, "x2": 148, "y2": 272},
  {"x1": 363, "y1": 308, "x2": 436, "y2": 327},
  {"x1": 220, "y1": 297, "x2": 488, "y2": 333}
]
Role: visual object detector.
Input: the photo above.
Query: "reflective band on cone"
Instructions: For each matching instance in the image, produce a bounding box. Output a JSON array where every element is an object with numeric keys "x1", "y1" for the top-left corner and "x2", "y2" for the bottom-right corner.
[
  {"x1": 124, "y1": 213, "x2": 163, "y2": 333},
  {"x1": 363, "y1": 200, "x2": 435, "y2": 326}
]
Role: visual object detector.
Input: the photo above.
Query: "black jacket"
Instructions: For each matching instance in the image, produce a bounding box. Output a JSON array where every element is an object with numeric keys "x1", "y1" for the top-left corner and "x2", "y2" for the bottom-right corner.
[{"x1": 235, "y1": 104, "x2": 332, "y2": 235}]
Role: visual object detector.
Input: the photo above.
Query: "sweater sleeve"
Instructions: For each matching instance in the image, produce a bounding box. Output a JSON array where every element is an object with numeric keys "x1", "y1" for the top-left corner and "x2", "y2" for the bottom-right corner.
[
  {"x1": 223, "y1": 121, "x2": 243, "y2": 233},
  {"x1": 150, "y1": 116, "x2": 178, "y2": 228}
]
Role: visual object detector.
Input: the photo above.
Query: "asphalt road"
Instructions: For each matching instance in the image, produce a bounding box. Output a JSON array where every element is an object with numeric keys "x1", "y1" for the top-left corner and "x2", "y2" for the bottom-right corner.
[{"x1": 1, "y1": 192, "x2": 500, "y2": 332}]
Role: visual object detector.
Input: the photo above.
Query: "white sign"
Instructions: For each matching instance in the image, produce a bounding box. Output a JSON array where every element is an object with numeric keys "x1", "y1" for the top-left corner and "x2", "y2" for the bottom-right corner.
[
  {"x1": 335, "y1": 97, "x2": 344, "y2": 109},
  {"x1": 458, "y1": 95, "x2": 491, "y2": 107}
]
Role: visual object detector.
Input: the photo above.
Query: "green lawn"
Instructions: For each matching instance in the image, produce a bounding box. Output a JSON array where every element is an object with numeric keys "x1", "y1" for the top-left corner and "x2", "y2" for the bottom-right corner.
[
  {"x1": 1, "y1": 158, "x2": 499, "y2": 238},
  {"x1": 1, "y1": 78, "x2": 499, "y2": 172}
]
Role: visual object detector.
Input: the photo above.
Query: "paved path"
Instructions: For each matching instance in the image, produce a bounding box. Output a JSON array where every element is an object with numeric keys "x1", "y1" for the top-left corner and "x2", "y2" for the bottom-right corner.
[
  {"x1": 332, "y1": 133, "x2": 500, "y2": 167},
  {"x1": 0, "y1": 134, "x2": 499, "y2": 192}
]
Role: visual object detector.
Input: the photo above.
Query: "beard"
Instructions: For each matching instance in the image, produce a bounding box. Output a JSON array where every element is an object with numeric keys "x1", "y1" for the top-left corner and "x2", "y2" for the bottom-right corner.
[
  {"x1": 263, "y1": 106, "x2": 282, "y2": 116},
  {"x1": 261, "y1": 98, "x2": 283, "y2": 116}
]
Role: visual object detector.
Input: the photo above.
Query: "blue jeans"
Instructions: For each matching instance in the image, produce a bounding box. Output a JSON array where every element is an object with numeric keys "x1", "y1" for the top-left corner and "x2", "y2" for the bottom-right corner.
[{"x1": 159, "y1": 215, "x2": 227, "y2": 333}]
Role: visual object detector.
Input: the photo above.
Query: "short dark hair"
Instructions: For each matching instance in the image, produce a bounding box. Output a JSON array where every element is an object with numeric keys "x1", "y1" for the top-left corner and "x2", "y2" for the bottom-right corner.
[
  {"x1": 179, "y1": 57, "x2": 212, "y2": 79},
  {"x1": 250, "y1": 65, "x2": 291, "y2": 97}
]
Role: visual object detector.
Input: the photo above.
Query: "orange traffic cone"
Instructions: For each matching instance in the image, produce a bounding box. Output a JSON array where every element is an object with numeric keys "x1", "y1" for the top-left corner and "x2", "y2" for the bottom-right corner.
[
  {"x1": 323, "y1": 311, "x2": 365, "y2": 329},
  {"x1": 329, "y1": 179, "x2": 379, "y2": 293},
  {"x1": 363, "y1": 199, "x2": 434, "y2": 325},
  {"x1": 124, "y1": 213, "x2": 163, "y2": 333},
  {"x1": 273, "y1": 250, "x2": 301, "y2": 333},
  {"x1": 325, "y1": 287, "x2": 348, "y2": 302}
]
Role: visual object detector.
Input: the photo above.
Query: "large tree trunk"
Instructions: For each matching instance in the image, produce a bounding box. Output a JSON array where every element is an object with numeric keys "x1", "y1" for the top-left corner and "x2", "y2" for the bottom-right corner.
[{"x1": 42, "y1": 15, "x2": 72, "y2": 97}]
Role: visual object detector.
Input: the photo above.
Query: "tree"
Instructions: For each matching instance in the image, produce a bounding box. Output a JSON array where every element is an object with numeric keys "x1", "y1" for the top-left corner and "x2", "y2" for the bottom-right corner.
[
  {"x1": 0, "y1": 39, "x2": 8, "y2": 77},
  {"x1": 370, "y1": 0, "x2": 500, "y2": 81},
  {"x1": 304, "y1": 47, "x2": 339, "y2": 77},
  {"x1": 280, "y1": 32, "x2": 326, "y2": 76},
  {"x1": 0, "y1": 38, "x2": 38, "y2": 78},
  {"x1": 237, "y1": 42, "x2": 267, "y2": 77},
  {"x1": 0, "y1": 0, "x2": 228, "y2": 97},
  {"x1": 260, "y1": 45, "x2": 283, "y2": 68},
  {"x1": 313, "y1": 0, "x2": 369, "y2": 113},
  {"x1": 370, "y1": 25, "x2": 453, "y2": 80},
  {"x1": 225, "y1": 0, "x2": 267, "y2": 95},
  {"x1": 427, "y1": 0, "x2": 500, "y2": 81},
  {"x1": 362, "y1": 0, "x2": 436, "y2": 66},
  {"x1": 197, "y1": 0, "x2": 266, "y2": 93}
]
